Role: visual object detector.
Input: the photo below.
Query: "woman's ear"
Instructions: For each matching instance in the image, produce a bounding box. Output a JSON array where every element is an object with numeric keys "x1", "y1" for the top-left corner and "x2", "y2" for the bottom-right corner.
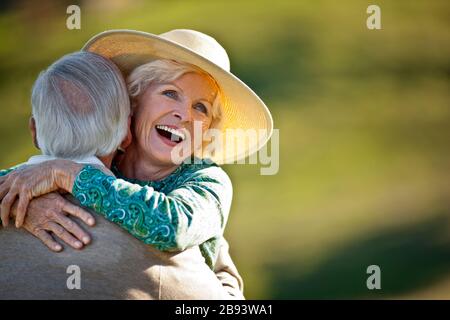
[{"x1": 28, "y1": 117, "x2": 40, "y2": 149}]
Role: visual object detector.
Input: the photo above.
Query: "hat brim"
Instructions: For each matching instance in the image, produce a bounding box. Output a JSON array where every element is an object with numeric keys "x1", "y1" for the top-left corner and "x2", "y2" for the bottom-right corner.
[{"x1": 82, "y1": 29, "x2": 273, "y2": 165}]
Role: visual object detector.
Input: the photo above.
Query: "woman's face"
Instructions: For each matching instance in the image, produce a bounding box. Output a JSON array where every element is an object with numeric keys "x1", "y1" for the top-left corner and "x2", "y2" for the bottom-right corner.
[{"x1": 132, "y1": 72, "x2": 216, "y2": 165}]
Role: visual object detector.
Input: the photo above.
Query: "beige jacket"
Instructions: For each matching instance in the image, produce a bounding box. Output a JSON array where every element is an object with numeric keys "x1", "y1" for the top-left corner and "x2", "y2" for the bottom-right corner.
[{"x1": 0, "y1": 213, "x2": 244, "y2": 299}]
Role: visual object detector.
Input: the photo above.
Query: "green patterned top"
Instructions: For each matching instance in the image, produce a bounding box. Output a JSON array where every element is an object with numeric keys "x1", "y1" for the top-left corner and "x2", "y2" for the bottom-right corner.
[
  {"x1": 72, "y1": 158, "x2": 232, "y2": 269},
  {"x1": 0, "y1": 163, "x2": 25, "y2": 177},
  {"x1": 0, "y1": 168, "x2": 14, "y2": 177},
  {"x1": 0, "y1": 159, "x2": 233, "y2": 269}
]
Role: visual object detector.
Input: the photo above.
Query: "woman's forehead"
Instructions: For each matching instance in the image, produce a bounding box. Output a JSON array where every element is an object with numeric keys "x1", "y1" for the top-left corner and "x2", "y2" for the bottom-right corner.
[{"x1": 172, "y1": 72, "x2": 218, "y2": 101}]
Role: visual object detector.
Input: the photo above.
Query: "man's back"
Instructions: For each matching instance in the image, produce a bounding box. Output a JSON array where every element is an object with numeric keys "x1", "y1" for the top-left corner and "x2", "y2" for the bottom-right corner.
[{"x1": 0, "y1": 213, "x2": 230, "y2": 299}]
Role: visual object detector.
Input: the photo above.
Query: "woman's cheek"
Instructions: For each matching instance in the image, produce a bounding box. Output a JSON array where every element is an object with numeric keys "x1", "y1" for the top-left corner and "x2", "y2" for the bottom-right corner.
[
  {"x1": 134, "y1": 121, "x2": 150, "y2": 146},
  {"x1": 202, "y1": 119, "x2": 212, "y2": 132}
]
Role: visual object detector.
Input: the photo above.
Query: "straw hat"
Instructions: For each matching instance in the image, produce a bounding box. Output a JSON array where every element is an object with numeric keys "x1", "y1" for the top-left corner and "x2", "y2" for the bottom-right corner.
[{"x1": 82, "y1": 29, "x2": 273, "y2": 164}]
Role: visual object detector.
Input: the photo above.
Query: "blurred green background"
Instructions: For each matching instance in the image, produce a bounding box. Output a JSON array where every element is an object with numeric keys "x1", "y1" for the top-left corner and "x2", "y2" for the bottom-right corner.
[{"x1": 0, "y1": 0, "x2": 449, "y2": 299}]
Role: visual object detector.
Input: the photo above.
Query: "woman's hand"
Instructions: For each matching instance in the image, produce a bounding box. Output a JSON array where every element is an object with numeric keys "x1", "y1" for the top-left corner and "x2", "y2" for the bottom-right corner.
[
  {"x1": 0, "y1": 160, "x2": 83, "y2": 228},
  {"x1": 10, "y1": 192, "x2": 96, "y2": 252}
]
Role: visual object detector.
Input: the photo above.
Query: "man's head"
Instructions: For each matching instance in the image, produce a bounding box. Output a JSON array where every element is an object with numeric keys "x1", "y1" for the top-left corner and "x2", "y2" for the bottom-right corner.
[{"x1": 30, "y1": 51, "x2": 131, "y2": 160}]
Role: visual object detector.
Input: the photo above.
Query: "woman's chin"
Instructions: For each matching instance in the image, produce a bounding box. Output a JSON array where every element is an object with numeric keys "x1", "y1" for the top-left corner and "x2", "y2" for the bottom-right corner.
[{"x1": 146, "y1": 142, "x2": 177, "y2": 165}]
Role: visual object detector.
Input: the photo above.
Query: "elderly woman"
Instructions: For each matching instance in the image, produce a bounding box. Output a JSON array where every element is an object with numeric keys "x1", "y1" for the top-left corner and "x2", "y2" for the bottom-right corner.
[
  {"x1": 0, "y1": 29, "x2": 272, "y2": 277},
  {"x1": 0, "y1": 49, "x2": 244, "y2": 299}
]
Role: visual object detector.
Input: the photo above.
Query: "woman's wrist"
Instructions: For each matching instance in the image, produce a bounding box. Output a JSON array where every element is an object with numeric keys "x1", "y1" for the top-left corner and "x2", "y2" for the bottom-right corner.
[{"x1": 49, "y1": 160, "x2": 84, "y2": 193}]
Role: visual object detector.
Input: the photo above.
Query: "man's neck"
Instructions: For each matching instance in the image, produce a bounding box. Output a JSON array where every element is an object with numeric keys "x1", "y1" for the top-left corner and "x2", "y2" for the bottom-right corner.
[
  {"x1": 118, "y1": 144, "x2": 180, "y2": 182},
  {"x1": 97, "y1": 155, "x2": 113, "y2": 169},
  {"x1": 27, "y1": 154, "x2": 105, "y2": 168}
]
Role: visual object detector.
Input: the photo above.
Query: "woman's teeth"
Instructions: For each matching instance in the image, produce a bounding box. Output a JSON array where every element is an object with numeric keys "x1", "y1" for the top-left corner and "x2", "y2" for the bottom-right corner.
[{"x1": 155, "y1": 125, "x2": 186, "y2": 142}]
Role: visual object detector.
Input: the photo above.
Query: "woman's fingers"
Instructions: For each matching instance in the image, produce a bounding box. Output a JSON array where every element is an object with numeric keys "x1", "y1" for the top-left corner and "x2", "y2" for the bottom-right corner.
[
  {"x1": 47, "y1": 221, "x2": 83, "y2": 250},
  {"x1": 53, "y1": 213, "x2": 91, "y2": 245},
  {"x1": 62, "y1": 200, "x2": 95, "y2": 227},
  {"x1": 0, "y1": 175, "x2": 7, "y2": 186},
  {"x1": 34, "y1": 229, "x2": 63, "y2": 252},
  {"x1": 0, "y1": 180, "x2": 11, "y2": 202},
  {"x1": 14, "y1": 195, "x2": 31, "y2": 228},
  {"x1": 1, "y1": 192, "x2": 17, "y2": 227}
]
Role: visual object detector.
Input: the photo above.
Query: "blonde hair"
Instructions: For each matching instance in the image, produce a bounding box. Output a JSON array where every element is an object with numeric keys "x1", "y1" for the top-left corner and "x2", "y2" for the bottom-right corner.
[{"x1": 127, "y1": 59, "x2": 223, "y2": 129}]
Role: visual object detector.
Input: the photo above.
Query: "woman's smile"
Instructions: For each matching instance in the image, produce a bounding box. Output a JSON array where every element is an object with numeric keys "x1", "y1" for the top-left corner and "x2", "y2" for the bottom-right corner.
[{"x1": 155, "y1": 124, "x2": 186, "y2": 147}]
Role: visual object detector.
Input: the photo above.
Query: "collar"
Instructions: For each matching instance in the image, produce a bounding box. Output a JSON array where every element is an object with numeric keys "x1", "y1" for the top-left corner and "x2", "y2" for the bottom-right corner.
[{"x1": 26, "y1": 154, "x2": 105, "y2": 167}]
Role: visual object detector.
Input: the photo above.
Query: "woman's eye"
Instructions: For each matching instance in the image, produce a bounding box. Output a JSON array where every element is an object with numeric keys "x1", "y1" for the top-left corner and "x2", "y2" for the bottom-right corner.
[
  {"x1": 162, "y1": 90, "x2": 178, "y2": 99},
  {"x1": 193, "y1": 103, "x2": 208, "y2": 115}
]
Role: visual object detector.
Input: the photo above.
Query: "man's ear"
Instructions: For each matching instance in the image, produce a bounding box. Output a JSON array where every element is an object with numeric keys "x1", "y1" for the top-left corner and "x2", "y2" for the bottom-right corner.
[
  {"x1": 119, "y1": 116, "x2": 132, "y2": 150},
  {"x1": 28, "y1": 117, "x2": 40, "y2": 149}
]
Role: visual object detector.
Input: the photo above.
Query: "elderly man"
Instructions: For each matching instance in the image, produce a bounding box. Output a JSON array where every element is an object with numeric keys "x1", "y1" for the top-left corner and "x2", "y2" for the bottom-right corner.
[{"x1": 0, "y1": 51, "x2": 244, "y2": 299}]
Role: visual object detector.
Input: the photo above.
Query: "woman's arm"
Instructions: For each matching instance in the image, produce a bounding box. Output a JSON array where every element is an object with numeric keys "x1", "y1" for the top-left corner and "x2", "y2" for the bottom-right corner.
[
  {"x1": 213, "y1": 237, "x2": 245, "y2": 299},
  {"x1": 0, "y1": 160, "x2": 103, "y2": 227},
  {"x1": 0, "y1": 162, "x2": 30, "y2": 177},
  {"x1": 0, "y1": 160, "x2": 232, "y2": 251},
  {"x1": 73, "y1": 164, "x2": 232, "y2": 251},
  {"x1": 1, "y1": 165, "x2": 95, "y2": 250},
  {"x1": 0, "y1": 168, "x2": 15, "y2": 177}
]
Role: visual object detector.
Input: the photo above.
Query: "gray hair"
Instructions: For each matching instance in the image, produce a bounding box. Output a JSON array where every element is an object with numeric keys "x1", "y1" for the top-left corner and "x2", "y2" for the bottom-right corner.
[
  {"x1": 31, "y1": 51, "x2": 130, "y2": 159},
  {"x1": 127, "y1": 59, "x2": 222, "y2": 128}
]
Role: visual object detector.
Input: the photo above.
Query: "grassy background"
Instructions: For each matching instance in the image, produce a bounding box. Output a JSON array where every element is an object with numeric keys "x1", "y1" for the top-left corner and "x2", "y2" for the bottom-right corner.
[{"x1": 0, "y1": 0, "x2": 449, "y2": 299}]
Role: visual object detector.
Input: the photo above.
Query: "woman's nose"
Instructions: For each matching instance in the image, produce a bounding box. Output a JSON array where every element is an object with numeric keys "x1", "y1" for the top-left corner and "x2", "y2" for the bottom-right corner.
[{"x1": 172, "y1": 103, "x2": 192, "y2": 122}]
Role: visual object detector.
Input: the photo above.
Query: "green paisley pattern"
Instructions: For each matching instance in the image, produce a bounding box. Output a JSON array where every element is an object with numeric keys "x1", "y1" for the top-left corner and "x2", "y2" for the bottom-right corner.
[
  {"x1": 72, "y1": 159, "x2": 232, "y2": 269},
  {"x1": 0, "y1": 163, "x2": 27, "y2": 177},
  {"x1": 0, "y1": 168, "x2": 14, "y2": 177}
]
